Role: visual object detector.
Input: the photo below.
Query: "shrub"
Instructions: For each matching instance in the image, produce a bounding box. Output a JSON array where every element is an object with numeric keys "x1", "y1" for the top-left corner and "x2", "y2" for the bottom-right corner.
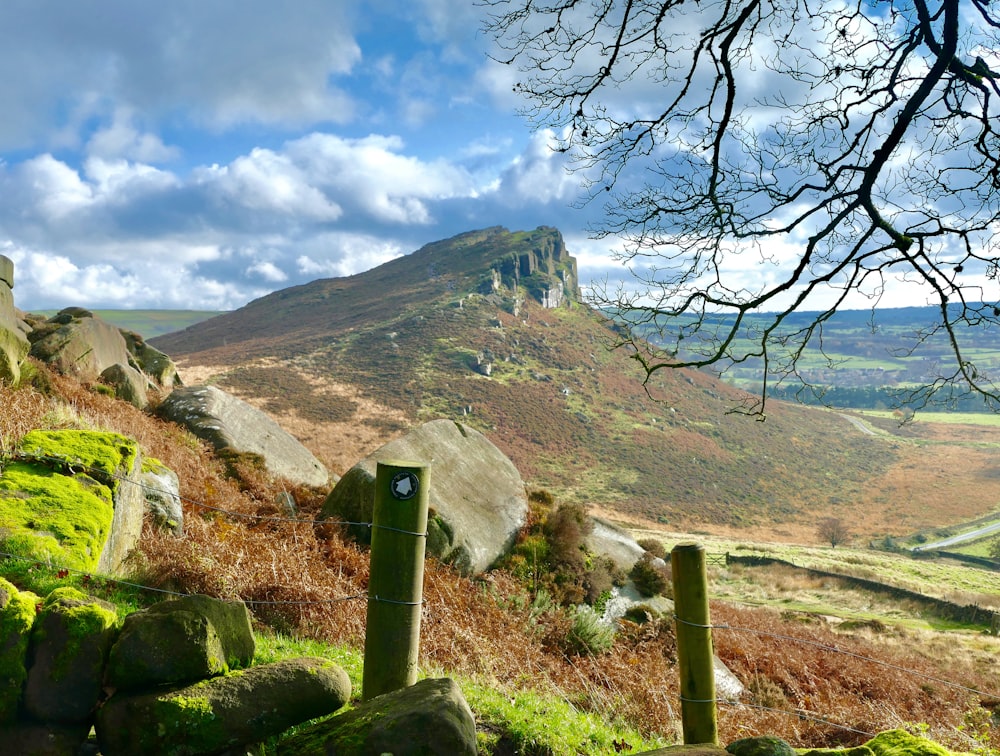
[
  {"x1": 564, "y1": 605, "x2": 615, "y2": 656},
  {"x1": 543, "y1": 503, "x2": 592, "y2": 572},
  {"x1": 637, "y1": 537, "x2": 667, "y2": 560},
  {"x1": 630, "y1": 553, "x2": 670, "y2": 598}
]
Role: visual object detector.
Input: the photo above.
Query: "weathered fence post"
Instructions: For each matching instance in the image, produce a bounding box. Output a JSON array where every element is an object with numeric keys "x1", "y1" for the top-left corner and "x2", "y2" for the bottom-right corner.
[
  {"x1": 362, "y1": 460, "x2": 430, "y2": 701},
  {"x1": 671, "y1": 542, "x2": 719, "y2": 745}
]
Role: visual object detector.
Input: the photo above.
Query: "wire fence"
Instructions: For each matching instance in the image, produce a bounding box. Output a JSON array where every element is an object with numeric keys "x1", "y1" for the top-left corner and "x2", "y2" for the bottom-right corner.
[{"x1": 4, "y1": 448, "x2": 1000, "y2": 741}]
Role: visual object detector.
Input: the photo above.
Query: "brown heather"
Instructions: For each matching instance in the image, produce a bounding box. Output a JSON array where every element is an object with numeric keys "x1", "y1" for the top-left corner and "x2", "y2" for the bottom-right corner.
[{"x1": 2, "y1": 366, "x2": 999, "y2": 751}]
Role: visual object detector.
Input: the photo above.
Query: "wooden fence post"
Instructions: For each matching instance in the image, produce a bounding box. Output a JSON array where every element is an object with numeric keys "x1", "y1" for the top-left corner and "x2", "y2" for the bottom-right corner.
[
  {"x1": 671, "y1": 542, "x2": 719, "y2": 745},
  {"x1": 361, "y1": 460, "x2": 430, "y2": 701}
]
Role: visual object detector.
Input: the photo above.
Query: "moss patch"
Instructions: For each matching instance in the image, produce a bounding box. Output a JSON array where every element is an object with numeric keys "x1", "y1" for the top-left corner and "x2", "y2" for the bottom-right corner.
[
  {"x1": 18, "y1": 429, "x2": 137, "y2": 485},
  {"x1": 153, "y1": 692, "x2": 225, "y2": 750},
  {"x1": 0, "y1": 462, "x2": 114, "y2": 570}
]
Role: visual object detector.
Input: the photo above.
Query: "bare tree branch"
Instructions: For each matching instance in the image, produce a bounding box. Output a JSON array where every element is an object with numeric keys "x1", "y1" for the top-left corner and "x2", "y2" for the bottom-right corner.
[{"x1": 485, "y1": 0, "x2": 1000, "y2": 416}]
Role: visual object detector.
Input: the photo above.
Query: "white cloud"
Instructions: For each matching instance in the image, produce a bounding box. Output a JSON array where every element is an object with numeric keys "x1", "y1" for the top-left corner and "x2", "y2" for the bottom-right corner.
[
  {"x1": 86, "y1": 108, "x2": 180, "y2": 163},
  {"x1": 247, "y1": 260, "x2": 288, "y2": 283},
  {"x1": 197, "y1": 148, "x2": 343, "y2": 221},
  {"x1": 286, "y1": 133, "x2": 480, "y2": 224}
]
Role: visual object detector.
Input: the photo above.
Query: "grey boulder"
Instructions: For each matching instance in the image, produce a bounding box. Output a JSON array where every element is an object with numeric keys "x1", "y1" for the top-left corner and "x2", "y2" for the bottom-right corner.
[
  {"x1": 320, "y1": 419, "x2": 527, "y2": 575},
  {"x1": 159, "y1": 385, "x2": 329, "y2": 488}
]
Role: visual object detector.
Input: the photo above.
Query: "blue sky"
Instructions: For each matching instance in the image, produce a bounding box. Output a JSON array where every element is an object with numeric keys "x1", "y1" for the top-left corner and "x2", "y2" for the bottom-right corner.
[{"x1": 0, "y1": 1, "x2": 612, "y2": 311}]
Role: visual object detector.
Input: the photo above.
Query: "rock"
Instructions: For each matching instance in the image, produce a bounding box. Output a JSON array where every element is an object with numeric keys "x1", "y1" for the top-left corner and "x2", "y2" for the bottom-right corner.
[
  {"x1": 0, "y1": 578, "x2": 38, "y2": 724},
  {"x1": 158, "y1": 385, "x2": 329, "y2": 488},
  {"x1": 106, "y1": 595, "x2": 255, "y2": 692},
  {"x1": 320, "y1": 419, "x2": 528, "y2": 575},
  {"x1": 96, "y1": 657, "x2": 351, "y2": 756},
  {"x1": 587, "y1": 518, "x2": 649, "y2": 572},
  {"x1": 278, "y1": 677, "x2": 476, "y2": 756},
  {"x1": 29, "y1": 308, "x2": 133, "y2": 382},
  {"x1": 0, "y1": 722, "x2": 93, "y2": 756},
  {"x1": 121, "y1": 330, "x2": 181, "y2": 388},
  {"x1": 0, "y1": 255, "x2": 29, "y2": 384},
  {"x1": 100, "y1": 362, "x2": 151, "y2": 409},
  {"x1": 23, "y1": 587, "x2": 118, "y2": 724},
  {"x1": 275, "y1": 491, "x2": 297, "y2": 518},
  {"x1": 141, "y1": 459, "x2": 184, "y2": 534},
  {"x1": 727, "y1": 736, "x2": 797, "y2": 756},
  {"x1": 4, "y1": 430, "x2": 145, "y2": 574}
]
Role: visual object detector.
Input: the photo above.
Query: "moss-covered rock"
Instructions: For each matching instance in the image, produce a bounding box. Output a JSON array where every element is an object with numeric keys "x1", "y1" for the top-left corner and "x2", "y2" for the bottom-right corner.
[
  {"x1": 0, "y1": 430, "x2": 144, "y2": 574},
  {"x1": 97, "y1": 657, "x2": 351, "y2": 756},
  {"x1": 727, "y1": 736, "x2": 797, "y2": 756},
  {"x1": 278, "y1": 677, "x2": 476, "y2": 756},
  {"x1": 864, "y1": 729, "x2": 955, "y2": 756},
  {"x1": 107, "y1": 595, "x2": 254, "y2": 691},
  {"x1": 799, "y1": 747, "x2": 875, "y2": 756},
  {"x1": 0, "y1": 578, "x2": 37, "y2": 724},
  {"x1": 23, "y1": 587, "x2": 118, "y2": 724}
]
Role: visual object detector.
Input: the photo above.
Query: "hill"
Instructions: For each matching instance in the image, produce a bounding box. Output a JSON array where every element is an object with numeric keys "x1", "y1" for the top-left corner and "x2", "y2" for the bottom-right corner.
[{"x1": 152, "y1": 226, "x2": 1000, "y2": 542}]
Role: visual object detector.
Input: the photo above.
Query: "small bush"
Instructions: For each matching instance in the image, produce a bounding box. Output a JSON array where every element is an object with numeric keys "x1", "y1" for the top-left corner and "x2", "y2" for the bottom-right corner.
[
  {"x1": 637, "y1": 538, "x2": 667, "y2": 560},
  {"x1": 564, "y1": 605, "x2": 615, "y2": 656},
  {"x1": 747, "y1": 674, "x2": 790, "y2": 710},
  {"x1": 630, "y1": 553, "x2": 670, "y2": 598}
]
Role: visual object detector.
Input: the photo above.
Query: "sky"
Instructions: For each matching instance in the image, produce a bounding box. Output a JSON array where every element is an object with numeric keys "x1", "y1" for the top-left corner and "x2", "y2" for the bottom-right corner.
[
  {"x1": 0, "y1": 0, "x2": 610, "y2": 312},
  {"x1": 0, "y1": 2, "x2": 995, "y2": 317}
]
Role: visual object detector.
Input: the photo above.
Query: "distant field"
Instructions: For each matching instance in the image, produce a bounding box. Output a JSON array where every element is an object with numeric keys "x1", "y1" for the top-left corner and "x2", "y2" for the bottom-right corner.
[
  {"x1": 32, "y1": 309, "x2": 224, "y2": 338},
  {"x1": 858, "y1": 409, "x2": 1000, "y2": 427}
]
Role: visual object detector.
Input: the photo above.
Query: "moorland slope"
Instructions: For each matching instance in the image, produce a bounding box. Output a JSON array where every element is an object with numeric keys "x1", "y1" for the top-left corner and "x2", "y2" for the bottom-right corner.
[{"x1": 152, "y1": 226, "x2": 1000, "y2": 542}]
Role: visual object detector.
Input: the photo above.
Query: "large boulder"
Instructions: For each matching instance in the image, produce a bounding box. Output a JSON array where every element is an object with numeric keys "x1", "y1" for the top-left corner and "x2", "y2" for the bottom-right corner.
[
  {"x1": 96, "y1": 657, "x2": 351, "y2": 756},
  {"x1": 3, "y1": 430, "x2": 145, "y2": 574},
  {"x1": 278, "y1": 677, "x2": 476, "y2": 756},
  {"x1": 24, "y1": 307, "x2": 181, "y2": 406},
  {"x1": 0, "y1": 255, "x2": 29, "y2": 384},
  {"x1": 106, "y1": 595, "x2": 255, "y2": 692},
  {"x1": 29, "y1": 307, "x2": 132, "y2": 382},
  {"x1": 23, "y1": 587, "x2": 118, "y2": 724},
  {"x1": 159, "y1": 385, "x2": 329, "y2": 488},
  {"x1": 320, "y1": 419, "x2": 528, "y2": 575}
]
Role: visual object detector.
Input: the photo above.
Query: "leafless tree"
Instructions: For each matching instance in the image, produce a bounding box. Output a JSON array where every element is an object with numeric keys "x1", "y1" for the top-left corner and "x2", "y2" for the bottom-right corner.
[
  {"x1": 485, "y1": 0, "x2": 1000, "y2": 417},
  {"x1": 817, "y1": 517, "x2": 851, "y2": 548}
]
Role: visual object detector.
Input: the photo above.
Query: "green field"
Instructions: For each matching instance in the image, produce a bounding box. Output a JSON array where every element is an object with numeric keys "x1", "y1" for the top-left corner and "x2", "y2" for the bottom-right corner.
[{"x1": 32, "y1": 309, "x2": 224, "y2": 338}]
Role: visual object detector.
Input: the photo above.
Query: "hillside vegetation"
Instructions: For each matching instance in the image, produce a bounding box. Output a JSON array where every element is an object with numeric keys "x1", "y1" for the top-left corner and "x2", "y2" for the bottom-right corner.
[
  {"x1": 2, "y1": 367, "x2": 1000, "y2": 754},
  {"x1": 151, "y1": 226, "x2": 1000, "y2": 544}
]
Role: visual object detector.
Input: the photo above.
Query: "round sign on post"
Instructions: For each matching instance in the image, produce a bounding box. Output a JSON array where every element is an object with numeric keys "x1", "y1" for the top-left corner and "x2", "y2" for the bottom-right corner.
[{"x1": 390, "y1": 471, "x2": 419, "y2": 500}]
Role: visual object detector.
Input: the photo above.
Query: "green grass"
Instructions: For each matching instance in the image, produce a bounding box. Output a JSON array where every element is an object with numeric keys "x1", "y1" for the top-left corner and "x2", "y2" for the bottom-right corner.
[
  {"x1": 629, "y1": 529, "x2": 1000, "y2": 615},
  {"x1": 856, "y1": 409, "x2": 1000, "y2": 427}
]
